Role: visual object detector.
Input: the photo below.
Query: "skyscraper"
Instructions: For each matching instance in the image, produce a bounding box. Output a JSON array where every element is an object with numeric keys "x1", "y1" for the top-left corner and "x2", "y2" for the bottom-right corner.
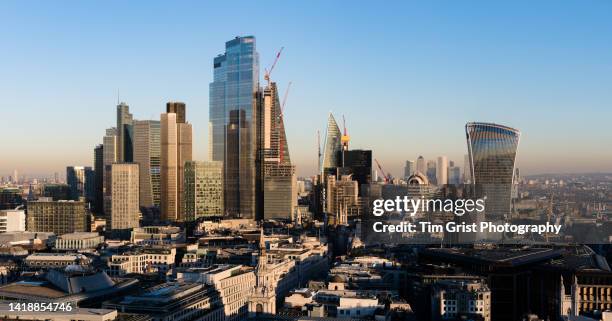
[
  {"x1": 183, "y1": 161, "x2": 224, "y2": 221},
  {"x1": 103, "y1": 127, "x2": 118, "y2": 216},
  {"x1": 436, "y1": 156, "x2": 448, "y2": 186},
  {"x1": 209, "y1": 36, "x2": 259, "y2": 219},
  {"x1": 466, "y1": 122, "x2": 520, "y2": 220},
  {"x1": 321, "y1": 113, "x2": 342, "y2": 174},
  {"x1": 161, "y1": 104, "x2": 192, "y2": 221},
  {"x1": 93, "y1": 144, "x2": 104, "y2": 214},
  {"x1": 341, "y1": 149, "x2": 372, "y2": 196},
  {"x1": 109, "y1": 163, "x2": 140, "y2": 232},
  {"x1": 133, "y1": 120, "x2": 161, "y2": 208},
  {"x1": 116, "y1": 102, "x2": 134, "y2": 163},
  {"x1": 404, "y1": 160, "x2": 415, "y2": 179},
  {"x1": 258, "y1": 82, "x2": 296, "y2": 220},
  {"x1": 416, "y1": 156, "x2": 426, "y2": 176},
  {"x1": 66, "y1": 166, "x2": 93, "y2": 201},
  {"x1": 463, "y1": 154, "x2": 472, "y2": 183},
  {"x1": 426, "y1": 160, "x2": 437, "y2": 185}
]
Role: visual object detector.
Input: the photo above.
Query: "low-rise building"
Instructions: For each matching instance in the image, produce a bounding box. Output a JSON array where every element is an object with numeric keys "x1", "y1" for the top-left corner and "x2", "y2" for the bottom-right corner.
[
  {"x1": 176, "y1": 264, "x2": 256, "y2": 321},
  {"x1": 107, "y1": 246, "x2": 176, "y2": 276},
  {"x1": 24, "y1": 253, "x2": 90, "y2": 270},
  {"x1": 55, "y1": 232, "x2": 104, "y2": 250},
  {"x1": 103, "y1": 282, "x2": 223, "y2": 321},
  {"x1": 431, "y1": 280, "x2": 491, "y2": 321},
  {"x1": 131, "y1": 226, "x2": 185, "y2": 245},
  {"x1": 0, "y1": 210, "x2": 25, "y2": 233},
  {"x1": 0, "y1": 304, "x2": 118, "y2": 321}
]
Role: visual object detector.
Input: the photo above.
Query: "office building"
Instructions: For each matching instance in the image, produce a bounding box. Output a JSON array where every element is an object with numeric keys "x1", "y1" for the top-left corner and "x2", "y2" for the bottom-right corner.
[
  {"x1": 449, "y1": 165, "x2": 461, "y2": 185},
  {"x1": 109, "y1": 163, "x2": 140, "y2": 232},
  {"x1": 133, "y1": 120, "x2": 161, "y2": 208},
  {"x1": 27, "y1": 200, "x2": 87, "y2": 235},
  {"x1": 404, "y1": 160, "x2": 415, "y2": 179},
  {"x1": 210, "y1": 36, "x2": 259, "y2": 219},
  {"x1": 183, "y1": 161, "x2": 224, "y2": 221},
  {"x1": 436, "y1": 156, "x2": 448, "y2": 186},
  {"x1": 416, "y1": 156, "x2": 426, "y2": 175},
  {"x1": 67, "y1": 166, "x2": 93, "y2": 201},
  {"x1": 431, "y1": 280, "x2": 491, "y2": 321},
  {"x1": 177, "y1": 265, "x2": 256, "y2": 321},
  {"x1": 102, "y1": 282, "x2": 222, "y2": 321},
  {"x1": 259, "y1": 82, "x2": 296, "y2": 220},
  {"x1": 161, "y1": 105, "x2": 193, "y2": 221},
  {"x1": 426, "y1": 160, "x2": 437, "y2": 185},
  {"x1": 0, "y1": 210, "x2": 25, "y2": 233},
  {"x1": 0, "y1": 188, "x2": 22, "y2": 210},
  {"x1": 321, "y1": 113, "x2": 342, "y2": 173},
  {"x1": 116, "y1": 102, "x2": 133, "y2": 162},
  {"x1": 102, "y1": 127, "x2": 118, "y2": 216},
  {"x1": 341, "y1": 149, "x2": 372, "y2": 196},
  {"x1": 466, "y1": 122, "x2": 520, "y2": 220},
  {"x1": 107, "y1": 247, "x2": 176, "y2": 276},
  {"x1": 93, "y1": 144, "x2": 104, "y2": 214},
  {"x1": 42, "y1": 183, "x2": 71, "y2": 201}
]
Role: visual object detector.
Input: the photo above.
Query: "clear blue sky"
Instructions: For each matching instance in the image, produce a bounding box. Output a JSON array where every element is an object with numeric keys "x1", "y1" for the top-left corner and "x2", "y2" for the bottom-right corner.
[{"x1": 1, "y1": 1, "x2": 612, "y2": 178}]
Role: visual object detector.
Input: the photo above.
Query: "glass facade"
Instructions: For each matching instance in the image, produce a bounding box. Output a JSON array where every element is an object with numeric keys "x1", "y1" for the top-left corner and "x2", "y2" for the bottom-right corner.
[
  {"x1": 209, "y1": 36, "x2": 259, "y2": 219},
  {"x1": 321, "y1": 113, "x2": 342, "y2": 173},
  {"x1": 466, "y1": 122, "x2": 520, "y2": 220},
  {"x1": 133, "y1": 120, "x2": 161, "y2": 208}
]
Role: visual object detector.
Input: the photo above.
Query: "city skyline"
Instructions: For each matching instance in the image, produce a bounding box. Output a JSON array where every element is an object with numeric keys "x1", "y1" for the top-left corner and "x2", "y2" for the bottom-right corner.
[{"x1": 2, "y1": 1, "x2": 612, "y2": 177}]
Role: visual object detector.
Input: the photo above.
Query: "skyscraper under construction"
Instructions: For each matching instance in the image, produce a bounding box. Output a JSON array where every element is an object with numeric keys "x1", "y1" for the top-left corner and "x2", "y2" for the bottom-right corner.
[{"x1": 257, "y1": 82, "x2": 296, "y2": 220}]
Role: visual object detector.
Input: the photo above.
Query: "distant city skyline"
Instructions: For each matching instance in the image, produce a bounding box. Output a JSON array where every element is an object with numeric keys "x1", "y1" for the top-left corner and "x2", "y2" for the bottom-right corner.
[{"x1": 2, "y1": 1, "x2": 612, "y2": 177}]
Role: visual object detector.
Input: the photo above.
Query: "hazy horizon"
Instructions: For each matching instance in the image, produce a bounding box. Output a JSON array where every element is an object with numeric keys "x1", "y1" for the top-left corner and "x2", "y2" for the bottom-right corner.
[{"x1": 2, "y1": 1, "x2": 612, "y2": 178}]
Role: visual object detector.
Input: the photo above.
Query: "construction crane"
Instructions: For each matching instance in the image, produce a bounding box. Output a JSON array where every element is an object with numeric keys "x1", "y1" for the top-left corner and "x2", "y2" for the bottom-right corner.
[
  {"x1": 374, "y1": 159, "x2": 391, "y2": 183},
  {"x1": 341, "y1": 115, "x2": 350, "y2": 151},
  {"x1": 264, "y1": 47, "x2": 284, "y2": 87},
  {"x1": 277, "y1": 82, "x2": 292, "y2": 163}
]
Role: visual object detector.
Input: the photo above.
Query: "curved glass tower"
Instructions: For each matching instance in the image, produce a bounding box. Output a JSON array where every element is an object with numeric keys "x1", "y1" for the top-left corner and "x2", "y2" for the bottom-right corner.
[{"x1": 466, "y1": 122, "x2": 520, "y2": 220}]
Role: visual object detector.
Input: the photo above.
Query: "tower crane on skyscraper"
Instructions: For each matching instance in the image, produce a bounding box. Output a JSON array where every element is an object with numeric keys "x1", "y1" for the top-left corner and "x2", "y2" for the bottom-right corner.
[
  {"x1": 278, "y1": 81, "x2": 292, "y2": 163},
  {"x1": 264, "y1": 47, "x2": 284, "y2": 87},
  {"x1": 375, "y1": 159, "x2": 391, "y2": 183}
]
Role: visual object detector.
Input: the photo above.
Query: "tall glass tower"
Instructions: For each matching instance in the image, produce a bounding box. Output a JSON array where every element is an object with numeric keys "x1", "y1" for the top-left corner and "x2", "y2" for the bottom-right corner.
[
  {"x1": 466, "y1": 122, "x2": 520, "y2": 220},
  {"x1": 209, "y1": 36, "x2": 259, "y2": 219}
]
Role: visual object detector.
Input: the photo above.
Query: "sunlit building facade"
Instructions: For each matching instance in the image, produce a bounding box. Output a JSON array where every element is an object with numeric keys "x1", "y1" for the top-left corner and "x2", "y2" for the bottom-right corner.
[
  {"x1": 209, "y1": 36, "x2": 259, "y2": 219},
  {"x1": 466, "y1": 122, "x2": 520, "y2": 220},
  {"x1": 133, "y1": 120, "x2": 161, "y2": 208}
]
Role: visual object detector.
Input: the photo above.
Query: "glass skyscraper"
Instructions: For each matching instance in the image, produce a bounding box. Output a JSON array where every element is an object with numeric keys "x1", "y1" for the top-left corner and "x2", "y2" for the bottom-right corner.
[
  {"x1": 466, "y1": 122, "x2": 520, "y2": 220},
  {"x1": 209, "y1": 36, "x2": 259, "y2": 219}
]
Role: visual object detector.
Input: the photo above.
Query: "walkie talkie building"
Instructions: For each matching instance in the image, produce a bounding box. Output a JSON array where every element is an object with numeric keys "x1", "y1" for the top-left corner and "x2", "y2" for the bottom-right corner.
[{"x1": 466, "y1": 122, "x2": 520, "y2": 220}]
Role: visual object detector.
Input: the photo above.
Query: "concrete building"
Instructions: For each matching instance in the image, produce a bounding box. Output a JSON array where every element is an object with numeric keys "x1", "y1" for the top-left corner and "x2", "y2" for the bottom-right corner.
[
  {"x1": 183, "y1": 161, "x2": 224, "y2": 221},
  {"x1": 27, "y1": 200, "x2": 87, "y2": 235},
  {"x1": 103, "y1": 282, "x2": 222, "y2": 321},
  {"x1": 416, "y1": 156, "x2": 426, "y2": 176},
  {"x1": 161, "y1": 103, "x2": 193, "y2": 221},
  {"x1": 54, "y1": 232, "x2": 104, "y2": 250},
  {"x1": 133, "y1": 120, "x2": 161, "y2": 209},
  {"x1": 24, "y1": 253, "x2": 89, "y2": 269},
  {"x1": 177, "y1": 264, "x2": 256, "y2": 321},
  {"x1": 0, "y1": 210, "x2": 25, "y2": 233},
  {"x1": 404, "y1": 160, "x2": 415, "y2": 180},
  {"x1": 326, "y1": 175, "x2": 360, "y2": 225},
  {"x1": 107, "y1": 246, "x2": 176, "y2": 276},
  {"x1": 436, "y1": 156, "x2": 448, "y2": 186},
  {"x1": 431, "y1": 280, "x2": 491, "y2": 321},
  {"x1": 109, "y1": 163, "x2": 140, "y2": 232},
  {"x1": 130, "y1": 226, "x2": 185, "y2": 245},
  {"x1": 102, "y1": 127, "x2": 118, "y2": 216}
]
